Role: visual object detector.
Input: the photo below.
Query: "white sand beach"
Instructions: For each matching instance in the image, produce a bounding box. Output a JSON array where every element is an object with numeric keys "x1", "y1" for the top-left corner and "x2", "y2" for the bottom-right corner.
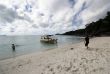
[{"x1": 0, "y1": 37, "x2": 110, "y2": 74}]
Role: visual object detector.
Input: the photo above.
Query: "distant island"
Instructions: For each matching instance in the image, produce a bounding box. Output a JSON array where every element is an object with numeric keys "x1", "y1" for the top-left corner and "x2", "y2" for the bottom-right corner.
[{"x1": 59, "y1": 12, "x2": 110, "y2": 37}]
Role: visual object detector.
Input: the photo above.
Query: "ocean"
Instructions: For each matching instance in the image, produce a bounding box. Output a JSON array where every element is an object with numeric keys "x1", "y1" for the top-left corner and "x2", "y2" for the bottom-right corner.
[{"x1": 0, "y1": 35, "x2": 83, "y2": 60}]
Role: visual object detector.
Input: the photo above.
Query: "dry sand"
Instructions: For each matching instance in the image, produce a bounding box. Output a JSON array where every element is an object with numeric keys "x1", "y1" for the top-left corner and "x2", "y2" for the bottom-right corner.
[{"x1": 0, "y1": 37, "x2": 110, "y2": 74}]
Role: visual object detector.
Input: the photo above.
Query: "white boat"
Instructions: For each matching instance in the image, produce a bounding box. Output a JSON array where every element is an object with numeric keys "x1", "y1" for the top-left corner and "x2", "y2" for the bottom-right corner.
[{"x1": 40, "y1": 35, "x2": 57, "y2": 44}]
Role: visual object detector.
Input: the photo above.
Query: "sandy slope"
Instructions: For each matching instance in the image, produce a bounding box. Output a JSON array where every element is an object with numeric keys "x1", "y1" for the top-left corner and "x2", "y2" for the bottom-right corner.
[{"x1": 0, "y1": 37, "x2": 110, "y2": 74}]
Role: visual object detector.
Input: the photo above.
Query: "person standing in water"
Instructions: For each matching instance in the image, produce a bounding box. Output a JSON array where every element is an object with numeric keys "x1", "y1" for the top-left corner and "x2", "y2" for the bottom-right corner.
[
  {"x1": 85, "y1": 35, "x2": 89, "y2": 49},
  {"x1": 12, "y1": 44, "x2": 15, "y2": 51}
]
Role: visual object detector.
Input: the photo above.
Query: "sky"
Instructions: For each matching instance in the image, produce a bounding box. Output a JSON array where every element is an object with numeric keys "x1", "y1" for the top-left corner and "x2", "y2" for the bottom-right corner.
[{"x1": 0, "y1": 0, "x2": 110, "y2": 35}]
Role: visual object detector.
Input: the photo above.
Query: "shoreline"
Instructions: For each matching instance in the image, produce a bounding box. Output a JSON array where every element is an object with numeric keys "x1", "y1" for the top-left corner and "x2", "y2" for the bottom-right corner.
[
  {"x1": 0, "y1": 40, "x2": 82, "y2": 61},
  {"x1": 0, "y1": 38, "x2": 83, "y2": 61},
  {"x1": 0, "y1": 37, "x2": 110, "y2": 74}
]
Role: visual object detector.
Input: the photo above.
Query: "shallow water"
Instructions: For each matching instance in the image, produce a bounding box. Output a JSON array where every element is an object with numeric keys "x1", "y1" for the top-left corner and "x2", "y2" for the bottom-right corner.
[{"x1": 0, "y1": 35, "x2": 83, "y2": 60}]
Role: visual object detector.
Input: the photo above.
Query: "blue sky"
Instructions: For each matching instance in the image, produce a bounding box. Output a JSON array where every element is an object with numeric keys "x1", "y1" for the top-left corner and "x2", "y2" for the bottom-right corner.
[{"x1": 0, "y1": 0, "x2": 110, "y2": 35}]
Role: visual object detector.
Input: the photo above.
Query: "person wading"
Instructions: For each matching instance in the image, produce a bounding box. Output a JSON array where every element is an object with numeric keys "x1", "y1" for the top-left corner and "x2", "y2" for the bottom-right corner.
[{"x1": 12, "y1": 44, "x2": 15, "y2": 51}]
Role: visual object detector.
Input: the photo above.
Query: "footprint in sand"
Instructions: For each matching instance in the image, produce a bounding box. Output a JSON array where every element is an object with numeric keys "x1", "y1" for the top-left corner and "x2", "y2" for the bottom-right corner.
[{"x1": 70, "y1": 48, "x2": 74, "y2": 50}]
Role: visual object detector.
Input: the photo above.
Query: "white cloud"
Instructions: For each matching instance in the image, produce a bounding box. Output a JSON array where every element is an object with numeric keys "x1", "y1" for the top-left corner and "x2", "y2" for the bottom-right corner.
[
  {"x1": 81, "y1": 0, "x2": 110, "y2": 24},
  {"x1": 0, "y1": 0, "x2": 110, "y2": 35}
]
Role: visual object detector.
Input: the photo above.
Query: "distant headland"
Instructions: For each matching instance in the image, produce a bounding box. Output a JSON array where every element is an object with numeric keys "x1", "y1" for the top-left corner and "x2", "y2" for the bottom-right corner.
[{"x1": 58, "y1": 12, "x2": 110, "y2": 37}]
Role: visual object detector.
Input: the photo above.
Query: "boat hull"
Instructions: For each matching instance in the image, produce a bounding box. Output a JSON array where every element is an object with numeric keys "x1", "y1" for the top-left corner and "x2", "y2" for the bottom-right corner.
[{"x1": 40, "y1": 39, "x2": 57, "y2": 44}]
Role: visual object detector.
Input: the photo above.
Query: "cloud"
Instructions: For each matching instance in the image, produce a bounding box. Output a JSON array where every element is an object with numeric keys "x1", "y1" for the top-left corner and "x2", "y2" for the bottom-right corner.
[
  {"x1": 0, "y1": 4, "x2": 20, "y2": 23},
  {"x1": 0, "y1": 4, "x2": 32, "y2": 24},
  {"x1": 81, "y1": 0, "x2": 110, "y2": 24},
  {"x1": 0, "y1": 0, "x2": 110, "y2": 35},
  {"x1": 69, "y1": 0, "x2": 76, "y2": 8}
]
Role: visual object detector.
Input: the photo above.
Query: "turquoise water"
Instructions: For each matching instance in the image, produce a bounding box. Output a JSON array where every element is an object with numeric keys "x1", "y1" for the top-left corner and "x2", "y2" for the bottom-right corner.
[{"x1": 0, "y1": 35, "x2": 83, "y2": 60}]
